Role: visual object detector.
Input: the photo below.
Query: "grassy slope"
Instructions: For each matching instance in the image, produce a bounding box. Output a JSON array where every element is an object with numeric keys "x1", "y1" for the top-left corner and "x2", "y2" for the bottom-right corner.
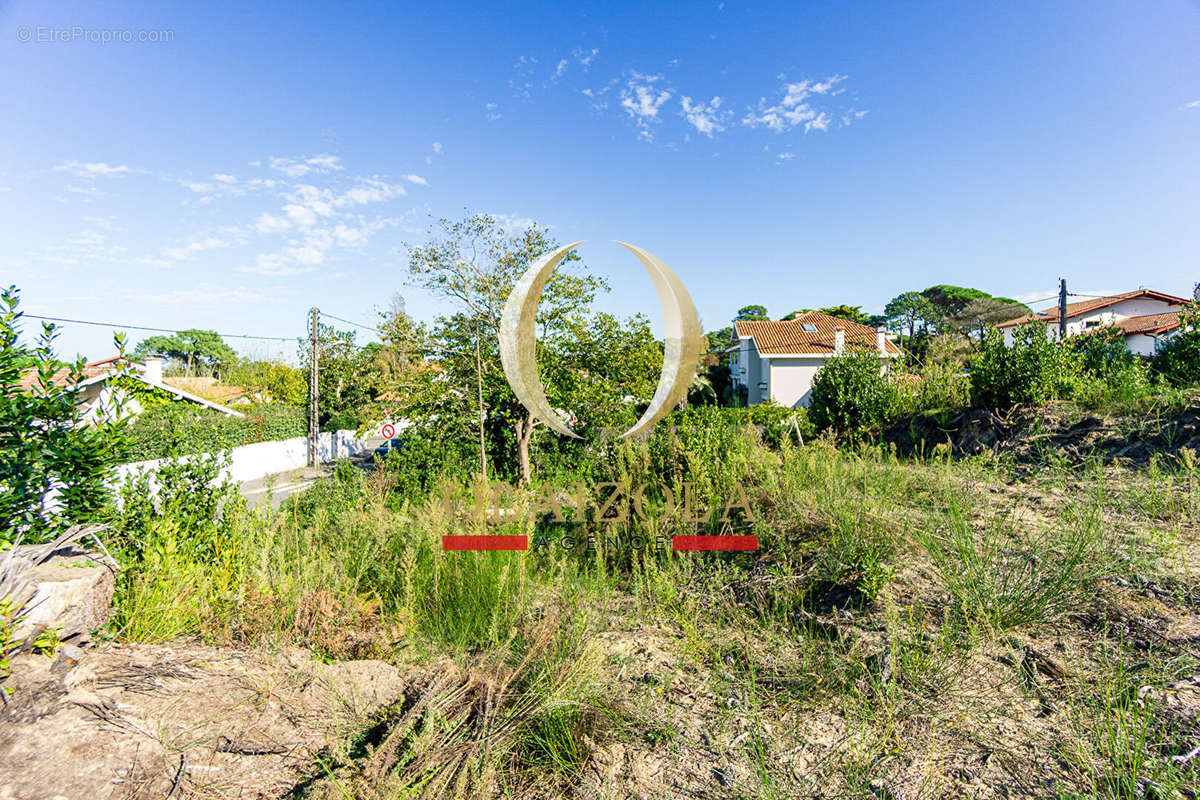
[{"x1": 110, "y1": 433, "x2": 1200, "y2": 799}]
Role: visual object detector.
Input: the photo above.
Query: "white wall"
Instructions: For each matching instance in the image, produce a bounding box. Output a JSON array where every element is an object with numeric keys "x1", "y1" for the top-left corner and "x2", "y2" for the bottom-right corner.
[
  {"x1": 114, "y1": 430, "x2": 368, "y2": 485},
  {"x1": 767, "y1": 357, "x2": 825, "y2": 407}
]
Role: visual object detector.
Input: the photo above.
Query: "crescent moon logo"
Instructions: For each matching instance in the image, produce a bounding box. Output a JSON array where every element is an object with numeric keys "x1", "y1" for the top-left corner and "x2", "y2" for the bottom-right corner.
[{"x1": 499, "y1": 241, "x2": 704, "y2": 439}]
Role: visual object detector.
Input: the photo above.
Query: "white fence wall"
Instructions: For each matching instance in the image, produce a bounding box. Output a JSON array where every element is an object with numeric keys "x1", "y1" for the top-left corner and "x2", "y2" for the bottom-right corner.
[{"x1": 114, "y1": 430, "x2": 368, "y2": 485}]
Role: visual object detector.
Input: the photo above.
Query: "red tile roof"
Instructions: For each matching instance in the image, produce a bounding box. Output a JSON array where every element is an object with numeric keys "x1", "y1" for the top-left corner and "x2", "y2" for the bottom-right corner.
[
  {"x1": 14, "y1": 357, "x2": 130, "y2": 393},
  {"x1": 997, "y1": 290, "x2": 1187, "y2": 328},
  {"x1": 1112, "y1": 311, "x2": 1182, "y2": 336},
  {"x1": 734, "y1": 311, "x2": 901, "y2": 356}
]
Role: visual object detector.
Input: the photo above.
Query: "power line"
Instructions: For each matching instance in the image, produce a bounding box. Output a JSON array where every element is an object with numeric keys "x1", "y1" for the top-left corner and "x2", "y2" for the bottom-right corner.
[
  {"x1": 318, "y1": 311, "x2": 381, "y2": 335},
  {"x1": 21, "y1": 313, "x2": 297, "y2": 342}
]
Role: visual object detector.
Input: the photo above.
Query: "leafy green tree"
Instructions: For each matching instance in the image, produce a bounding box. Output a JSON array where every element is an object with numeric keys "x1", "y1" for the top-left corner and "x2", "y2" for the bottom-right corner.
[
  {"x1": 298, "y1": 324, "x2": 381, "y2": 431},
  {"x1": 226, "y1": 359, "x2": 306, "y2": 405},
  {"x1": 952, "y1": 297, "x2": 1030, "y2": 342},
  {"x1": 735, "y1": 305, "x2": 769, "y2": 322},
  {"x1": 134, "y1": 329, "x2": 237, "y2": 377},
  {"x1": 818, "y1": 305, "x2": 872, "y2": 326},
  {"x1": 883, "y1": 292, "x2": 939, "y2": 347},
  {"x1": 1, "y1": 286, "x2": 130, "y2": 542},
  {"x1": 396, "y1": 213, "x2": 660, "y2": 484}
]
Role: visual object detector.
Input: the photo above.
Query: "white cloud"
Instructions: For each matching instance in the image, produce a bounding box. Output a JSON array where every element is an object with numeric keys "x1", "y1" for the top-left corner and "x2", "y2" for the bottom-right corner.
[
  {"x1": 405, "y1": 174, "x2": 428, "y2": 186},
  {"x1": 54, "y1": 161, "x2": 130, "y2": 179},
  {"x1": 485, "y1": 102, "x2": 502, "y2": 121},
  {"x1": 268, "y1": 154, "x2": 344, "y2": 178},
  {"x1": 283, "y1": 203, "x2": 319, "y2": 227},
  {"x1": 187, "y1": 181, "x2": 215, "y2": 193},
  {"x1": 333, "y1": 178, "x2": 406, "y2": 208},
  {"x1": 254, "y1": 213, "x2": 292, "y2": 234},
  {"x1": 1180, "y1": 100, "x2": 1200, "y2": 111},
  {"x1": 67, "y1": 185, "x2": 104, "y2": 197},
  {"x1": 742, "y1": 76, "x2": 847, "y2": 132},
  {"x1": 162, "y1": 236, "x2": 230, "y2": 262},
  {"x1": 620, "y1": 72, "x2": 673, "y2": 140},
  {"x1": 211, "y1": 173, "x2": 237, "y2": 184},
  {"x1": 574, "y1": 47, "x2": 598, "y2": 69},
  {"x1": 777, "y1": 152, "x2": 796, "y2": 160},
  {"x1": 680, "y1": 96, "x2": 730, "y2": 137},
  {"x1": 433, "y1": 142, "x2": 443, "y2": 153}
]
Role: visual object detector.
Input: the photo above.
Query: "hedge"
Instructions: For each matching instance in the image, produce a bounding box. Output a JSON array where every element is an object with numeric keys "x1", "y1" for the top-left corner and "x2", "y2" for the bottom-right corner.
[{"x1": 124, "y1": 401, "x2": 307, "y2": 460}]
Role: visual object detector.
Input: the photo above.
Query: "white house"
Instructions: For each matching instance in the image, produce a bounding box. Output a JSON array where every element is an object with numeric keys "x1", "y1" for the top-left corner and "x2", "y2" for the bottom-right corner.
[
  {"x1": 997, "y1": 289, "x2": 1189, "y2": 355},
  {"x1": 17, "y1": 356, "x2": 244, "y2": 423},
  {"x1": 729, "y1": 311, "x2": 902, "y2": 408}
]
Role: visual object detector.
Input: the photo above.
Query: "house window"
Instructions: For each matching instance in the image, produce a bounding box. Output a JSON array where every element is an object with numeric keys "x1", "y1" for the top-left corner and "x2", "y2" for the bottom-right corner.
[
  {"x1": 800, "y1": 323, "x2": 817, "y2": 332},
  {"x1": 1084, "y1": 320, "x2": 1100, "y2": 329}
]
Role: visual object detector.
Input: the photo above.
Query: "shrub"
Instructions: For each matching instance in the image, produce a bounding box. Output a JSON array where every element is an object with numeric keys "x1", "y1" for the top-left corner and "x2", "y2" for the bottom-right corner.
[
  {"x1": 808, "y1": 352, "x2": 895, "y2": 437},
  {"x1": 970, "y1": 324, "x2": 1081, "y2": 409},
  {"x1": 0, "y1": 287, "x2": 129, "y2": 543},
  {"x1": 1152, "y1": 304, "x2": 1200, "y2": 388},
  {"x1": 124, "y1": 402, "x2": 306, "y2": 459}
]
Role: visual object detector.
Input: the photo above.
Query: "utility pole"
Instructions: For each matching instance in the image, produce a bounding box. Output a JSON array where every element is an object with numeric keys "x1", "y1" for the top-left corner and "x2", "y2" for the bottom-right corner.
[
  {"x1": 1058, "y1": 278, "x2": 1068, "y2": 341},
  {"x1": 308, "y1": 307, "x2": 319, "y2": 467}
]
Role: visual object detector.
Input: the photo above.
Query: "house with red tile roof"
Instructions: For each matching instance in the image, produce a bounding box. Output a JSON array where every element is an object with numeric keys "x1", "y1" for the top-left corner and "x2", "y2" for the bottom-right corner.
[
  {"x1": 996, "y1": 289, "x2": 1189, "y2": 356},
  {"x1": 18, "y1": 356, "x2": 244, "y2": 424},
  {"x1": 729, "y1": 311, "x2": 902, "y2": 407}
]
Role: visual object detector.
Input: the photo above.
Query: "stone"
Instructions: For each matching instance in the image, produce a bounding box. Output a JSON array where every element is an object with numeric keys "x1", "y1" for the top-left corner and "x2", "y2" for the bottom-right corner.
[{"x1": 6, "y1": 545, "x2": 114, "y2": 646}]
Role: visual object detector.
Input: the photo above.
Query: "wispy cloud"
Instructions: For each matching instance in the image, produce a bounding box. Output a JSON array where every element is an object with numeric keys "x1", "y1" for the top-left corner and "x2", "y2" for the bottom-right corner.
[
  {"x1": 54, "y1": 161, "x2": 130, "y2": 179},
  {"x1": 268, "y1": 154, "x2": 343, "y2": 178},
  {"x1": 680, "y1": 96, "x2": 730, "y2": 137},
  {"x1": 620, "y1": 72, "x2": 673, "y2": 141},
  {"x1": 743, "y1": 76, "x2": 846, "y2": 132},
  {"x1": 1180, "y1": 99, "x2": 1200, "y2": 111}
]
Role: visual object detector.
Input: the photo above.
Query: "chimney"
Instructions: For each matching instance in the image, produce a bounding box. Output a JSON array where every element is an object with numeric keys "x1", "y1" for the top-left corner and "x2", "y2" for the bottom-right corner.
[
  {"x1": 833, "y1": 326, "x2": 845, "y2": 354},
  {"x1": 143, "y1": 357, "x2": 163, "y2": 385},
  {"x1": 876, "y1": 328, "x2": 887, "y2": 355}
]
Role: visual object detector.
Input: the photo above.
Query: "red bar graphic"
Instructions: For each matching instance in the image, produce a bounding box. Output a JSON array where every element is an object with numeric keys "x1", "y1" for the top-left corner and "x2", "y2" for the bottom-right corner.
[
  {"x1": 442, "y1": 535, "x2": 528, "y2": 551},
  {"x1": 672, "y1": 535, "x2": 759, "y2": 551}
]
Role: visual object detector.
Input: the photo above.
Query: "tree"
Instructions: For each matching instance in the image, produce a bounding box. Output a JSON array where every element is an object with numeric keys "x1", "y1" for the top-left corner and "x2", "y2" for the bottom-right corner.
[
  {"x1": 735, "y1": 305, "x2": 769, "y2": 322},
  {"x1": 134, "y1": 329, "x2": 237, "y2": 377},
  {"x1": 1, "y1": 286, "x2": 129, "y2": 542},
  {"x1": 883, "y1": 292, "x2": 938, "y2": 362},
  {"x1": 951, "y1": 297, "x2": 1027, "y2": 342},
  {"x1": 818, "y1": 305, "x2": 873, "y2": 326},
  {"x1": 298, "y1": 323, "x2": 380, "y2": 431},
  {"x1": 400, "y1": 213, "x2": 631, "y2": 484}
]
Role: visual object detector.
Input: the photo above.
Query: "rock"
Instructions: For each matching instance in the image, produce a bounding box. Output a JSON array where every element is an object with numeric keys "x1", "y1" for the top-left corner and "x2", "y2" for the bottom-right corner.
[{"x1": 6, "y1": 545, "x2": 114, "y2": 646}]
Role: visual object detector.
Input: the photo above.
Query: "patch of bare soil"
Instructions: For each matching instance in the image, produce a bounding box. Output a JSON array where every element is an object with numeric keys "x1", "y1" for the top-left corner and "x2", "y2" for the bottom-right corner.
[{"x1": 0, "y1": 642, "x2": 413, "y2": 800}]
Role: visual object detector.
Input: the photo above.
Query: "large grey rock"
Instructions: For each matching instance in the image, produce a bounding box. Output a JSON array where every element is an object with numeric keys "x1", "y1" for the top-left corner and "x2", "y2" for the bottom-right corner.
[{"x1": 3, "y1": 543, "x2": 115, "y2": 646}]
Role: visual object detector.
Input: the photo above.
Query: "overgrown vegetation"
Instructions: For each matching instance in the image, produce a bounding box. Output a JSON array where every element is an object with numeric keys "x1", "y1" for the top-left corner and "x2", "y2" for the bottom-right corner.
[{"x1": 123, "y1": 402, "x2": 306, "y2": 459}]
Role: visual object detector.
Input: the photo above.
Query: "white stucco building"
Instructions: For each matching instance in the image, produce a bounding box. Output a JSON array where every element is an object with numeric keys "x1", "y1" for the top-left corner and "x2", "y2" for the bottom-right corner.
[
  {"x1": 997, "y1": 289, "x2": 1188, "y2": 356},
  {"x1": 729, "y1": 311, "x2": 902, "y2": 408}
]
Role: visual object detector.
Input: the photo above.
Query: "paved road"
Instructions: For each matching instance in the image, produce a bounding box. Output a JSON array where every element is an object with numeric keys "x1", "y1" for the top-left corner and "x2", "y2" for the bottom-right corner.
[{"x1": 239, "y1": 466, "x2": 330, "y2": 510}]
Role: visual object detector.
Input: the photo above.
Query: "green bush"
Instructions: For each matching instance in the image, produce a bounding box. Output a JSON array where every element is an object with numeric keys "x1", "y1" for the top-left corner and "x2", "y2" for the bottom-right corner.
[
  {"x1": 809, "y1": 352, "x2": 896, "y2": 437},
  {"x1": 125, "y1": 402, "x2": 306, "y2": 460},
  {"x1": 1151, "y1": 305, "x2": 1200, "y2": 388},
  {"x1": 1, "y1": 287, "x2": 130, "y2": 543},
  {"x1": 970, "y1": 325, "x2": 1081, "y2": 409}
]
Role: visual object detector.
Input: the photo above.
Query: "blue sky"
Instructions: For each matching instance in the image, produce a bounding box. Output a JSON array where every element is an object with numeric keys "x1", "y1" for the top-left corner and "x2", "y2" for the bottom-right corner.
[{"x1": 1, "y1": 0, "x2": 1197, "y2": 361}]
